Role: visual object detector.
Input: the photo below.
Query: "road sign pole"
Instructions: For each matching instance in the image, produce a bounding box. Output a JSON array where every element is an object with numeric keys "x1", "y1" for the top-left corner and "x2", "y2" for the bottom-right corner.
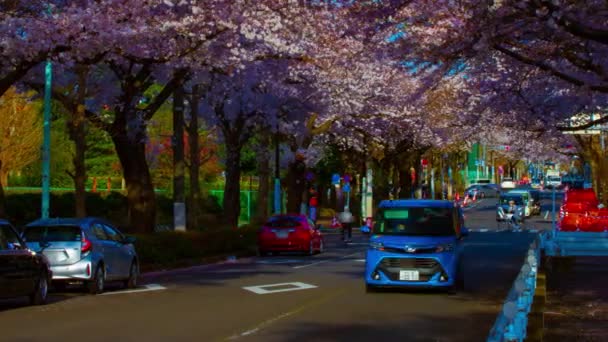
[
  {"x1": 552, "y1": 185, "x2": 556, "y2": 236},
  {"x1": 430, "y1": 168, "x2": 435, "y2": 199},
  {"x1": 41, "y1": 60, "x2": 52, "y2": 219}
]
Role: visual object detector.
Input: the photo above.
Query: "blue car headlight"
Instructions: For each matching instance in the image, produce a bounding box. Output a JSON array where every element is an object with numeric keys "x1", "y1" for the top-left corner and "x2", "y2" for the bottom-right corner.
[
  {"x1": 369, "y1": 241, "x2": 384, "y2": 251},
  {"x1": 435, "y1": 244, "x2": 454, "y2": 253}
]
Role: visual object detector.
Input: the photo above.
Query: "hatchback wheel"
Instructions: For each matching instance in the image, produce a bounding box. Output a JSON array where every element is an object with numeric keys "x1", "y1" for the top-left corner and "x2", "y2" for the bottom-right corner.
[
  {"x1": 88, "y1": 264, "x2": 105, "y2": 295},
  {"x1": 124, "y1": 261, "x2": 138, "y2": 289},
  {"x1": 30, "y1": 272, "x2": 48, "y2": 305}
]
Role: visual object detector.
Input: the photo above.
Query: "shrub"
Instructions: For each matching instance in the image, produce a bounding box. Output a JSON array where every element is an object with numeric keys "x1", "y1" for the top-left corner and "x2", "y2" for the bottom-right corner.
[
  {"x1": 2, "y1": 191, "x2": 226, "y2": 229},
  {"x1": 133, "y1": 225, "x2": 259, "y2": 268}
]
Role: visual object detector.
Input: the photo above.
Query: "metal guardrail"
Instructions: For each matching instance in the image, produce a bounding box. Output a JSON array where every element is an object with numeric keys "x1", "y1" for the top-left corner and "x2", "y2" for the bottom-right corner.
[
  {"x1": 487, "y1": 238, "x2": 541, "y2": 342},
  {"x1": 541, "y1": 230, "x2": 608, "y2": 257}
]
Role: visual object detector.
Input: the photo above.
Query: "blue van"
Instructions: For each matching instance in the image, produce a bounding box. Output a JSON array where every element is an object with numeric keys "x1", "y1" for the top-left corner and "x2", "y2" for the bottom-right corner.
[{"x1": 365, "y1": 200, "x2": 468, "y2": 293}]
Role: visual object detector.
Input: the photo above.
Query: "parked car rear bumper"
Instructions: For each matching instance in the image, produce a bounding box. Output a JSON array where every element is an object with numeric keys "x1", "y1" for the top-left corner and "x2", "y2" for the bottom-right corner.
[
  {"x1": 259, "y1": 238, "x2": 311, "y2": 252},
  {"x1": 50, "y1": 259, "x2": 93, "y2": 280}
]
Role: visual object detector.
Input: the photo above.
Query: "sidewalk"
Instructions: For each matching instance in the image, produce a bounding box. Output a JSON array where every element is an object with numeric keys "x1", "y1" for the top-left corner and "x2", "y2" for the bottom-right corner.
[{"x1": 544, "y1": 257, "x2": 608, "y2": 341}]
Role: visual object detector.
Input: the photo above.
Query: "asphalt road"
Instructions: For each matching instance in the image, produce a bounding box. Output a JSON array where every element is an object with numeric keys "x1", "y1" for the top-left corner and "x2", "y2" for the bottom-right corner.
[
  {"x1": 463, "y1": 191, "x2": 562, "y2": 232},
  {"x1": 0, "y1": 198, "x2": 559, "y2": 342}
]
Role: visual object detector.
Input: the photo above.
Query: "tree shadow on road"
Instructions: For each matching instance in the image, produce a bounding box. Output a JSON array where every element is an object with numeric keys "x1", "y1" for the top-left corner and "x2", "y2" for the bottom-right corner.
[
  {"x1": 141, "y1": 261, "x2": 289, "y2": 287},
  {"x1": 262, "y1": 311, "x2": 497, "y2": 342},
  {"x1": 0, "y1": 291, "x2": 78, "y2": 313}
]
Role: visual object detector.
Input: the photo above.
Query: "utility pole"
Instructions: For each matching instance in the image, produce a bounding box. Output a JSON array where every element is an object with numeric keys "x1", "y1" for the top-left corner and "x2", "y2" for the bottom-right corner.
[
  {"x1": 274, "y1": 120, "x2": 281, "y2": 214},
  {"x1": 172, "y1": 84, "x2": 186, "y2": 231},
  {"x1": 41, "y1": 60, "x2": 52, "y2": 219}
]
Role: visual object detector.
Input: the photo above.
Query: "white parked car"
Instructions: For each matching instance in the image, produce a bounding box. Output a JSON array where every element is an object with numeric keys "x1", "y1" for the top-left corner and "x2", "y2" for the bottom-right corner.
[{"x1": 500, "y1": 178, "x2": 516, "y2": 190}]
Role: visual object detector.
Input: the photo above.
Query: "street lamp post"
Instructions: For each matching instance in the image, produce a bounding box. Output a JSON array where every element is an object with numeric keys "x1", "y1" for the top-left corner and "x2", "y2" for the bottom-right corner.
[
  {"x1": 273, "y1": 121, "x2": 281, "y2": 214},
  {"x1": 41, "y1": 60, "x2": 52, "y2": 219}
]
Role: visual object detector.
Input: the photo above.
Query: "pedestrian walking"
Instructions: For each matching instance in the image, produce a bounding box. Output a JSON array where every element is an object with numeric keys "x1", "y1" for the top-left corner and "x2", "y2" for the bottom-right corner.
[
  {"x1": 309, "y1": 189, "x2": 318, "y2": 223},
  {"x1": 338, "y1": 208, "x2": 355, "y2": 242}
]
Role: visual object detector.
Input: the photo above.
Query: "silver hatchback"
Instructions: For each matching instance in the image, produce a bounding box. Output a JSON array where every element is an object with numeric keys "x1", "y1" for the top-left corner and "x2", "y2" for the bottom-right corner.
[{"x1": 22, "y1": 217, "x2": 139, "y2": 294}]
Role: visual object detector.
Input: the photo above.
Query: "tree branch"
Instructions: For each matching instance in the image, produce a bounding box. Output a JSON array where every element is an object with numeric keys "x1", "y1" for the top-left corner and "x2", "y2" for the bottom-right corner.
[
  {"x1": 540, "y1": 0, "x2": 608, "y2": 45},
  {"x1": 142, "y1": 68, "x2": 189, "y2": 121},
  {"x1": 494, "y1": 43, "x2": 608, "y2": 92},
  {"x1": 24, "y1": 81, "x2": 112, "y2": 133}
]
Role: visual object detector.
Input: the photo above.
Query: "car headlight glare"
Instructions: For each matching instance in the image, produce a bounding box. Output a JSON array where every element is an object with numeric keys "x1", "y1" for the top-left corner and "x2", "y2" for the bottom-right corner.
[
  {"x1": 435, "y1": 244, "x2": 454, "y2": 252},
  {"x1": 370, "y1": 241, "x2": 384, "y2": 251}
]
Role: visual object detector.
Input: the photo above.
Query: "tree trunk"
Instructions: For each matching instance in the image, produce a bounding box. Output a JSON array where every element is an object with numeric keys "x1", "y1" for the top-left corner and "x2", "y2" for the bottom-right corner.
[
  {"x1": 256, "y1": 132, "x2": 271, "y2": 222},
  {"x1": 223, "y1": 143, "x2": 243, "y2": 228},
  {"x1": 392, "y1": 161, "x2": 400, "y2": 199},
  {"x1": 187, "y1": 85, "x2": 201, "y2": 230},
  {"x1": 112, "y1": 133, "x2": 156, "y2": 233},
  {"x1": 0, "y1": 171, "x2": 7, "y2": 189},
  {"x1": 0, "y1": 160, "x2": 5, "y2": 217},
  {"x1": 286, "y1": 158, "x2": 307, "y2": 213},
  {"x1": 68, "y1": 66, "x2": 88, "y2": 218}
]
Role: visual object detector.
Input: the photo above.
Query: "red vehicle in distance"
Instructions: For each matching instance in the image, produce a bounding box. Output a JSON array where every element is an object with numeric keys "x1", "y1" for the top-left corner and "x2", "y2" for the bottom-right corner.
[{"x1": 257, "y1": 214, "x2": 324, "y2": 256}]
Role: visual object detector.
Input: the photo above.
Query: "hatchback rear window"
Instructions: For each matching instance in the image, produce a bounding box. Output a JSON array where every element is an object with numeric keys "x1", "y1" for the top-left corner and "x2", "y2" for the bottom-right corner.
[
  {"x1": 265, "y1": 216, "x2": 303, "y2": 228},
  {"x1": 24, "y1": 226, "x2": 81, "y2": 242}
]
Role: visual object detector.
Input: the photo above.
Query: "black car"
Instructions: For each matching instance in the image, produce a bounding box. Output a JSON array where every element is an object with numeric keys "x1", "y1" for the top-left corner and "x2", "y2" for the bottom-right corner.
[{"x1": 0, "y1": 219, "x2": 52, "y2": 305}]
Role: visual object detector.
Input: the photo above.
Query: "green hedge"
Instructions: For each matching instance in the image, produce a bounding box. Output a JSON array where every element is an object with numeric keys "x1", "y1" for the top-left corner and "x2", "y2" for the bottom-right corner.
[
  {"x1": 133, "y1": 225, "x2": 259, "y2": 270},
  {"x1": 3, "y1": 191, "x2": 223, "y2": 229}
]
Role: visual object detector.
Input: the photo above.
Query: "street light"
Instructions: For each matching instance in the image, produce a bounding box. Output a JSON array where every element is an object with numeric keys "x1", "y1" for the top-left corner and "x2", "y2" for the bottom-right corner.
[
  {"x1": 41, "y1": 60, "x2": 52, "y2": 219},
  {"x1": 41, "y1": 4, "x2": 53, "y2": 219}
]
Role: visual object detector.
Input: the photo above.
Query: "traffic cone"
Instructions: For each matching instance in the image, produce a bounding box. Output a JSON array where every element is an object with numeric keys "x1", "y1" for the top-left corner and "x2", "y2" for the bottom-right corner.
[
  {"x1": 455, "y1": 192, "x2": 460, "y2": 202},
  {"x1": 463, "y1": 195, "x2": 469, "y2": 206},
  {"x1": 473, "y1": 192, "x2": 477, "y2": 202}
]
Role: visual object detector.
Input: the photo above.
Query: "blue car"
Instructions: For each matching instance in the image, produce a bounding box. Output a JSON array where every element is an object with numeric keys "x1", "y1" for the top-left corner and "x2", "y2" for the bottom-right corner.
[{"x1": 365, "y1": 199, "x2": 468, "y2": 293}]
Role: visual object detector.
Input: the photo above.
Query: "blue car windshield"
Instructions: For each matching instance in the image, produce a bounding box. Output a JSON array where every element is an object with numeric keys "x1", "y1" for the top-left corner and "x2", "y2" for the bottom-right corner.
[{"x1": 374, "y1": 207, "x2": 455, "y2": 236}]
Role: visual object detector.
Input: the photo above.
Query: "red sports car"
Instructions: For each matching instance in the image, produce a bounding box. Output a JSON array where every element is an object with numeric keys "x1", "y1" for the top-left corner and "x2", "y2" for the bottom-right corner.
[{"x1": 258, "y1": 214, "x2": 324, "y2": 256}]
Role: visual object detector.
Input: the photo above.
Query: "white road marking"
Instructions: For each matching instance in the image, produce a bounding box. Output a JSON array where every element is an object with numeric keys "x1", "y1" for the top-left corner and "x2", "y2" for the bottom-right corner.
[
  {"x1": 480, "y1": 229, "x2": 489, "y2": 232},
  {"x1": 243, "y1": 282, "x2": 317, "y2": 295},
  {"x1": 101, "y1": 283, "x2": 166, "y2": 296},
  {"x1": 355, "y1": 259, "x2": 366, "y2": 262},
  {"x1": 256, "y1": 259, "x2": 302, "y2": 264},
  {"x1": 227, "y1": 290, "x2": 342, "y2": 340},
  {"x1": 293, "y1": 252, "x2": 362, "y2": 269}
]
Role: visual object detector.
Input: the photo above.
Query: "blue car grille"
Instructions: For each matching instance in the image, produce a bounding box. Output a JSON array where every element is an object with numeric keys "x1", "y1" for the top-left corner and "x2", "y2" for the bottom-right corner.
[
  {"x1": 377, "y1": 257, "x2": 442, "y2": 282},
  {"x1": 382, "y1": 246, "x2": 437, "y2": 254}
]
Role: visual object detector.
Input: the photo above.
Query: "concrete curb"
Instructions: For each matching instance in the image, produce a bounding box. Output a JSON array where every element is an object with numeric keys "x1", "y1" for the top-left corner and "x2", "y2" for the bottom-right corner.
[
  {"x1": 526, "y1": 270, "x2": 546, "y2": 341},
  {"x1": 487, "y1": 238, "x2": 541, "y2": 342},
  {"x1": 141, "y1": 251, "x2": 256, "y2": 277}
]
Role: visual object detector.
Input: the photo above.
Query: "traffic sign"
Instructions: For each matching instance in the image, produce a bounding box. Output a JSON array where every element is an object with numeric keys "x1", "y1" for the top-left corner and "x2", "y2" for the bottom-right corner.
[
  {"x1": 331, "y1": 173, "x2": 340, "y2": 185},
  {"x1": 343, "y1": 183, "x2": 351, "y2": 192}
]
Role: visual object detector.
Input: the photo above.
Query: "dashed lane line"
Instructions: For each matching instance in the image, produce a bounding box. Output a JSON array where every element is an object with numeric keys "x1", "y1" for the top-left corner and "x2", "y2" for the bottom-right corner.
[{"x1": 224, "y1": 289, "x2": 345, "y2": 341}]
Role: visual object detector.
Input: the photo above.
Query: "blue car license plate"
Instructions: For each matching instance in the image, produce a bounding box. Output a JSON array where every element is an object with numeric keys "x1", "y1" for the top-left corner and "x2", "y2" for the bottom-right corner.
[{"x1": 399, "y1": 270, "x2": 419, "y2": 281}]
